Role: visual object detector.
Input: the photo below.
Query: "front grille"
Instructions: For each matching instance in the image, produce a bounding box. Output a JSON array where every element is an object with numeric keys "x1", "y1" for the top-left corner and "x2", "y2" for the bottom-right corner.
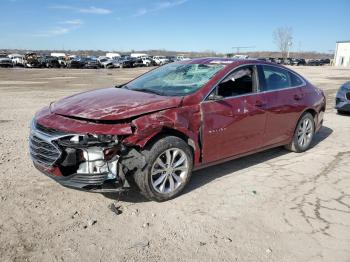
[
  {"x1": 346, "y1": 92, "x2": 350, "y2": 100},
  {"x1": 29, "y1": 128, "x2": 62, "y2": 167},
  {"x1": 35, "y1": 122, "x2": 65, "y2": 136}
]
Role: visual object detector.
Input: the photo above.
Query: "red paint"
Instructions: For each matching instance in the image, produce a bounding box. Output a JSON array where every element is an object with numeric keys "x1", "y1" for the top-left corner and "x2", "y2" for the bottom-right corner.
[{"x1": 34, "y1": 58, "x2": 326, "y2": 169}]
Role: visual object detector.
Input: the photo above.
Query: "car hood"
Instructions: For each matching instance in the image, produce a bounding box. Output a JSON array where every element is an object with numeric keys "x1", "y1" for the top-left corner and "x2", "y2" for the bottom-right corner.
[{"x1": 51, "y1": 87, "x2": 182, "y2": 121}]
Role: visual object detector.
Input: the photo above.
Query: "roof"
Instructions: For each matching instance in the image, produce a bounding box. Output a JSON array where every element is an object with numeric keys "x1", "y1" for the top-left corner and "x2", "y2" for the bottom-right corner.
[
  {"x1": 182, "y1": 57, "x2": 270, "y2": 65},
  {"x1": 336, "y1": 40, "x2": 350, "y2": 43}
]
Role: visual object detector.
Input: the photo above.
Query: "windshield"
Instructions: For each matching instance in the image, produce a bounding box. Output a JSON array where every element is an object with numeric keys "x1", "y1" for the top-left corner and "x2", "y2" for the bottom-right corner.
[{"x1": 125, "y1": 63, "x2": 224, "y2": 96}]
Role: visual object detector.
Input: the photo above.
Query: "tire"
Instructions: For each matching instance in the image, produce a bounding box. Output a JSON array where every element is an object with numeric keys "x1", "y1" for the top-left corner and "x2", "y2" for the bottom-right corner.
[
  {"x1": 133, "y1": 136, "x2": 193, "y2": 201},
  {"x1": 285, "y1": 112, "x2": 315, "y2": 153}
]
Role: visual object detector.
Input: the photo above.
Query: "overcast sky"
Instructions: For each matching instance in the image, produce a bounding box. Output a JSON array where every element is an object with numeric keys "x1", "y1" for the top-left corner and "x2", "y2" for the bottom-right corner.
[{"x1": 1, "y1": 0, "x2": 349, "y2": 53}]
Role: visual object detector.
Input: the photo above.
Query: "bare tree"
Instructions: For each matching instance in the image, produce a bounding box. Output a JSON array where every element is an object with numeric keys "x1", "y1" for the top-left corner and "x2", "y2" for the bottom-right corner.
[{"x1": 273, "y1": 27, "x2": 293, "y2": 58}]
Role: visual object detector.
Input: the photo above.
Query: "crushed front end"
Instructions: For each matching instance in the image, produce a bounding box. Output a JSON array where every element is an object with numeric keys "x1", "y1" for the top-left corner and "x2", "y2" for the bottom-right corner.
[{"x1": 29, "y1": 120, "x2": 131, "y2": 192}]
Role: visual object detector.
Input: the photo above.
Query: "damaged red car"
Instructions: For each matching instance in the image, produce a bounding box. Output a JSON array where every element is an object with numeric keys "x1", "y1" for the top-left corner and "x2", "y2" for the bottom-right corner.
[{"x1": 30, "y1": 58, "x2": 326, "y2": 201}]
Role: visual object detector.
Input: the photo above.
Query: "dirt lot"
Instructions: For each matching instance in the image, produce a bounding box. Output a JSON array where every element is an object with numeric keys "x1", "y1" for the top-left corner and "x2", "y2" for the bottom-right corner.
[{"x1": 0, "y1": 66, "x2": 349, "y2": 262}]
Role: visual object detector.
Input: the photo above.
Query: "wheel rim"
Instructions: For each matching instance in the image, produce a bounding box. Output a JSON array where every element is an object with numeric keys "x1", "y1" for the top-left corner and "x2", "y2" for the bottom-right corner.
[
  {"x1": 297, "y1": 117, "x2": 314, "y2": 148},
  {"x1": 151, "y1": 148, "x2": 189, "y2": 194}
]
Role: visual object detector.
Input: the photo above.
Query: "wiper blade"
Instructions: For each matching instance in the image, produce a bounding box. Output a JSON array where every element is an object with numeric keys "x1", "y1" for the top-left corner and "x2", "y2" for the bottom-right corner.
[
  {"x1": 115, "y1": 84, "x2": 128, "y2": 89},
  {"x1": 132, "y1": 88, "x2": 163, "y2": 96}
]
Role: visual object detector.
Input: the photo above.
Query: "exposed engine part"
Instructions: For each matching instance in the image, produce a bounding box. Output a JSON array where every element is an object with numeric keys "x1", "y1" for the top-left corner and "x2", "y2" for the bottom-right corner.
[{"x1": 77, "y1": 146, "x2": 119, "y2": 180}]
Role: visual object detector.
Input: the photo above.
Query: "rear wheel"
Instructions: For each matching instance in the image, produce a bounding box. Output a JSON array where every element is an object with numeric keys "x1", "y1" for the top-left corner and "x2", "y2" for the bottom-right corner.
[
  {"x1": 133, "y1": 136, "x2": 193, "y2": 201},
  {"x1": 285, "y1": 113, "x2": 315, "y2": 152}
]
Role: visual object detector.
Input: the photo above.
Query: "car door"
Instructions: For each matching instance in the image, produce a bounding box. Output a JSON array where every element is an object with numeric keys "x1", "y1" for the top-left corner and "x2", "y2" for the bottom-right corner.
[
  {"x1": 258, "y1": 65, "x2": 305, "y2": 146},
  {"x1": 201, "y1": 65, "x2": 268, "y2": 163}
]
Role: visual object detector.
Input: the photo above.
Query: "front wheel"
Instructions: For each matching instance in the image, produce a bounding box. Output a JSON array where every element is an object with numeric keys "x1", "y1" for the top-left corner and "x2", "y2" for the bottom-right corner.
[
  {"x1": 133, "y1": 136, "x2": 193, "y2": 201},
  {"x1": 285, "y1": 112, "x2": 315, "y2": 152}
]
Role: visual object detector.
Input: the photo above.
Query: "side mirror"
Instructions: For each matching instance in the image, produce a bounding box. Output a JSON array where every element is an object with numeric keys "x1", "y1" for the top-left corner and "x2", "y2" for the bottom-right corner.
[{"x1": 208, "y1": 93, "x2": 223, "y2": 101}]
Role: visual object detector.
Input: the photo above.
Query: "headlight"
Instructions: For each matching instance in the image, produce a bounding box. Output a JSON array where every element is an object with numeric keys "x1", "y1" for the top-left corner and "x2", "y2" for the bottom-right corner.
[
  {"x1": 340, "y1": 85, "x2": 349, "y2": 92},
  {"x1": 69, "y1": 134, "x2": 118, "y2": 144}
]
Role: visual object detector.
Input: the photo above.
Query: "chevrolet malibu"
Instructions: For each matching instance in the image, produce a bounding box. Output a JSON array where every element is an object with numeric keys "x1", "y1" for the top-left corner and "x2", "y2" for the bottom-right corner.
[{"x1": 30, "y1": 58, "x2": 326, "y2": 201}]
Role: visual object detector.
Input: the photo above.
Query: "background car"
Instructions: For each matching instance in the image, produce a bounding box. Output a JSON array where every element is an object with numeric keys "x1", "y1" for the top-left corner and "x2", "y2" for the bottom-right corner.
[
  {"x1": 0, "y1": 53, "x2": 14, "y2": 67},
  {"x1": 335, "y1": 81, "x2": 350, "y2": 114}
]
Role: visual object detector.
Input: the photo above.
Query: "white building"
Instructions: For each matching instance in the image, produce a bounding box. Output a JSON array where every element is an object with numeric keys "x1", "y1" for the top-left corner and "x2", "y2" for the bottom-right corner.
[{"x1": 334, "y1": 40, "x2": 350, "y2": 66}]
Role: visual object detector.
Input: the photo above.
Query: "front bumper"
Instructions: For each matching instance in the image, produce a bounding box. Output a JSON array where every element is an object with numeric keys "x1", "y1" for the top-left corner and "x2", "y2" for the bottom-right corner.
[
  {"x1": 34, "y1": 163, "x2": 125, "y2": 192},
  {"x1": 335, "y1": 91, "x2": 350, "y2": 112},
  {"x1": 29, "y1": 120, "x2": 128, "y2": 193}
]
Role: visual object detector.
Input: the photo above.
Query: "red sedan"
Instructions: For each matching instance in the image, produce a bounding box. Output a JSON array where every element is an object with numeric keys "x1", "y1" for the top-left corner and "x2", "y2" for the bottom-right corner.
[{"x1": 30, "y1": 58, "x2": 326, "y2": 201}]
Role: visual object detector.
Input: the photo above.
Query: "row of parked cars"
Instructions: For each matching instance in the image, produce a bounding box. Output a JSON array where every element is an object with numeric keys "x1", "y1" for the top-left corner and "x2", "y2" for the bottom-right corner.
[
  {"x1": 257, "y1": 57, "x2": 331, "y2": 66},
  {"x1": 0, "y1": 52, "x2": 190, "y2": 69}
]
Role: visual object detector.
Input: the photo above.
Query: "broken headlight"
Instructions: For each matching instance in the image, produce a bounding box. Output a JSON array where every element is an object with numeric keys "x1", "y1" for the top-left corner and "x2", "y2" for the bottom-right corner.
[{"x1": 69, "y1": 134, "x2": 119, "y2": 145}]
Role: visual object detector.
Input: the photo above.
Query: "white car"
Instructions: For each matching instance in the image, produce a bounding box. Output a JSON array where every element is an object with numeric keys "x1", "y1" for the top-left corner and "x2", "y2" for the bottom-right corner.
[
  {"x1": 140, "y1": 57, "x2": 152, "y2": 67},
  {"x1": 8, "y1": 54, "x2": 25, "y2": 67},
  {"x1": 101, "y1": 59, "x2": 121, "y2": 69},
  {"x1": 152, "y1": 56, "x2": 168, "y2": 65},
  {"x1": 176, "y1": 56, "x2": 190, "y2": 61},
  {"x1": 0, "y1": 54, "x2": 13, "y2": 67}
]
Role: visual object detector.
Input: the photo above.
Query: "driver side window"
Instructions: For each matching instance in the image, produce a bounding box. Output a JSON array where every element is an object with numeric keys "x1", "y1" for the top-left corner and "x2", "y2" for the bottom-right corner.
[{"x1": 217, "y1": 66, "x2": 256, "y2": 98}]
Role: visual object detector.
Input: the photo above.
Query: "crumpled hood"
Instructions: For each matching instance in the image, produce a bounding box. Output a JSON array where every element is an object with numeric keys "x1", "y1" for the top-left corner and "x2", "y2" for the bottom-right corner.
[{"x1": 51, "y1": 87, "x2": 183, "y2": 121}]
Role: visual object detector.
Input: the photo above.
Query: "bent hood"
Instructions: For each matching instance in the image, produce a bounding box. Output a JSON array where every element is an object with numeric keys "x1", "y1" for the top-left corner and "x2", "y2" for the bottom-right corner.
[{"x1": 51, "y1": 87, "x2": 182, "y2": 121}]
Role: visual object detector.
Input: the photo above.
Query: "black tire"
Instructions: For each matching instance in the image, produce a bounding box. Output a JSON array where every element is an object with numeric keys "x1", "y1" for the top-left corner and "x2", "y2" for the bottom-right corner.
[
  {"x1": 285, "y1": 112, "x2": 315, "y2": 153},
  {"x1": 133, "y1": 136, "x2": 193, "y2": 202}
]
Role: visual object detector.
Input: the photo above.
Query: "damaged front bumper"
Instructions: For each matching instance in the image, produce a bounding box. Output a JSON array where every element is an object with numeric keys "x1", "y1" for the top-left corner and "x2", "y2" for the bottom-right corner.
[{"x1": 29, "y1": 120, "x2": 131, "y2": 193}]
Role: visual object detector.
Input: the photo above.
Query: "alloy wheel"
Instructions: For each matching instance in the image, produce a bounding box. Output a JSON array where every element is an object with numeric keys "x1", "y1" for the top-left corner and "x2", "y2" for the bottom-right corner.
[
  {"x1": 151, "y1": 148, "x2": 189, "y2": 194},
  {"x1": 297, "y1": 117, "x2": 314, "y2": 148}
]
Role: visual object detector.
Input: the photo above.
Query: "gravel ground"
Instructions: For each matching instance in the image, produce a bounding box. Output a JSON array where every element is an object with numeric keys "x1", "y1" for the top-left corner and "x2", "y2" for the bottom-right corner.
[{"x1": 0, "y1": 66, "x2": 349, "y2": 262}]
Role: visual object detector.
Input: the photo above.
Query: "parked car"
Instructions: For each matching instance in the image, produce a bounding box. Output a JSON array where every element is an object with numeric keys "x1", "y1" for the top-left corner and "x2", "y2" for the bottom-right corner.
[
  {"x1": 8, "y1": 54, "x2": 25, "y2": 67},
  {"x1": 99, "y1": 57, "x2": 121, "y2": 69},
  {"x1": 307, "y1": 59, "x2": 321, "y2": 66},
  {"x1": 290, "y1": 58, "x2": 306, "y2": 66},
  {"x1": 119, "y1": 56, "x2": 136, "y2": 68},
  {"x1": 24, "y1": 53, "x2": 41, "y2": 68},
  {"x1": 335, "y1": 81, "x2": 350, "y2": 114},
  {"x1": 68, "y1": 57, "x2": 99, "y2": 69},
  {"x1": 166, "y1": 56, "x2": 177, "y2": 63},
  {"x1": 29, "y1": 58, "x2": 326, "y2": 201},
  {"x1": 275, "y1": 57, "x2": 284, "y2": 64},
  {"x1": 320, "y1": 58, "x2": 330, "y2": 65},
  {"x1": 38, "y1": 56, "x2": 61, "y2": 68},
  {"x1": 152, "y1": 56, "x2": 169, "y2": 65},
  {"x1": 0, "y1": 53, "x2": 14, "y2": 67}
]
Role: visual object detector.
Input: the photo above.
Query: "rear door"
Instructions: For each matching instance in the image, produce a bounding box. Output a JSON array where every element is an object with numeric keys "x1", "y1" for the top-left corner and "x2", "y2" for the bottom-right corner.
[
  {"x1": 258, "y1": 65, "x2": 305, "y2": 146},
  {"x1": 201, "y1": 65, "x2": 267, "y2": 163}
]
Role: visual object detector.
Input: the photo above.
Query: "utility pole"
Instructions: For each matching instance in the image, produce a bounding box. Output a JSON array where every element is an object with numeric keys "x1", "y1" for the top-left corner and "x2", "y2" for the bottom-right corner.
[{"x1": 287, "y1": 41, "x2": 292, "y2": 58}]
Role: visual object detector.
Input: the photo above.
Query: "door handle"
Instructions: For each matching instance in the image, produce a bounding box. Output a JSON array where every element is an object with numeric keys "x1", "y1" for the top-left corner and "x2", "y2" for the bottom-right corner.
[
  {"x1": 255, "y1": 100, "x2": 267, "y2": 108},
  {"x1": 294, "y1": 94, "x2": 303, "y2": 101}
]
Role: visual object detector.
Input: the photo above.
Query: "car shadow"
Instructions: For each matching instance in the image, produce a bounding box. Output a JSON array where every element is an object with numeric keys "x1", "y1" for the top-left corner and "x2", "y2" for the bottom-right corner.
[
  {"x1": 103, "y1": 126, "x2": 333, "y2": 203},
  {"x1": 337, "y1": 111, "x2": 350, "y2": 116}
]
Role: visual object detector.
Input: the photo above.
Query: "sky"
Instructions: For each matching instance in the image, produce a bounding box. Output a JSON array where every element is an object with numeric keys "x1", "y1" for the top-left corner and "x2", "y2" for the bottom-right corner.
[{"x1": 0, "y1": 0, "x2": 349, "y2": 53}]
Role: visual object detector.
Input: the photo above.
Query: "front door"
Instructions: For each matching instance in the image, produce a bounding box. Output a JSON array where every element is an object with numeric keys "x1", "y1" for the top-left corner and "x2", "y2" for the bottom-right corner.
[{"x1": 201, "y1": 65, "x2": 267, "y2": 163}]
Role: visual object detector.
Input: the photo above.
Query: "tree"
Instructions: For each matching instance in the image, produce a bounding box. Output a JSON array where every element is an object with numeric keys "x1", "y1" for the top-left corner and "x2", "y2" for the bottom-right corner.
[{"x1": 273, "y1": 27, "x2": 293, "y2": 58}]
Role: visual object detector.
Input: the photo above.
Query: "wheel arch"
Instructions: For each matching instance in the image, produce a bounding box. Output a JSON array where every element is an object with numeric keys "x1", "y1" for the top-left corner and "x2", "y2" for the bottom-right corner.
[
  {"x1": 294, "y1": 108, "x2": 318, "y2": 133},
  {"x1": 143, "y1": 128, "x2": 196, "y2": 161}
]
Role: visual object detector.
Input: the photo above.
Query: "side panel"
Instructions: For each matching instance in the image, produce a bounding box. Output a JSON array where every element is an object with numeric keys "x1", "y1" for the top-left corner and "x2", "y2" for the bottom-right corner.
[
  {"x1": 201, "y1": 94, "x2": 267, "y2": 163},
  {"x1": 262, "y1": 87, "x2": 305, "y2": 146}
]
